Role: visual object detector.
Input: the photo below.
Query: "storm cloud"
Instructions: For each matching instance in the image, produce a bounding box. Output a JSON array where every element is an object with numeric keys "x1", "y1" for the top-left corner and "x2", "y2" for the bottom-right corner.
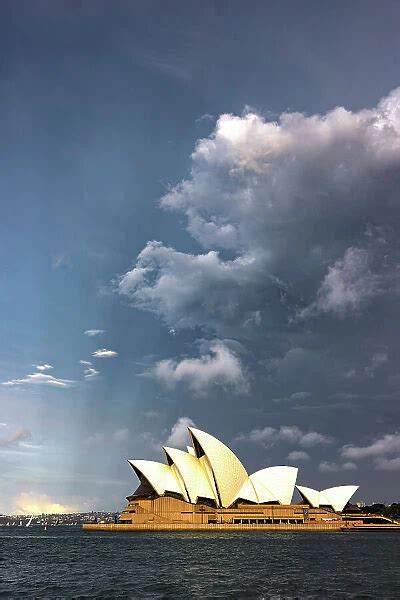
[{"x1": 119, "y1": 88, "x2": 400, "y2": 339}]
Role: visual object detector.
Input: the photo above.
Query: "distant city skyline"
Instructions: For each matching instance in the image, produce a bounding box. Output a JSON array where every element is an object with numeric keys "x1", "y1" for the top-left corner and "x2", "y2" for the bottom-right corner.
[{"x1": 1, "y1": 1, "x2": 400, "y2": 514}]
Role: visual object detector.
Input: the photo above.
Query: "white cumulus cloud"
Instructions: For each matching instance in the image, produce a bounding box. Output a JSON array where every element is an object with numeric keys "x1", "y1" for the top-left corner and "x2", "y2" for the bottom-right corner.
[
  {"x1": 35, "y1": 364, "x2": 53, "y2": 372},
  {"x1": 119, "y1": 242, "x2": 267, "y2": 332},
  {"x1": 300, "y1": 247, "x2": 382, "y2": 318},
  {"x1": 374, "y1": 456, "x2": 400, "y2": 471},
  {"x1": 92, "y1": 348, "x2": 118, "y2": 358},
  {"x1": 152, "y1": 340, "x2": 247, "y2": 393},
  {"x1": 84, "y1": 367, "x2": 99, "y2": 379},
  {"x1": 287, "y1": 450, "x2": 310, "y2": 461},
  {"x1": 341, "y1": 433, "x2": 400, "y2": 460},
  {"x1": 165, "y1": 417, "x2": 195, "y2": 448},
  {"x1": 2, "y1": 373, "x2": 75, "y2": 388},
  {"x1": 84, "y1": 329, "x2": 105, "y2": 337},
  {"x1": 237, "y1": 425, "x2": 331, "y2": 448},
  {"x1": 319, "y1": 461, "x2": 357, "y2": 473}
]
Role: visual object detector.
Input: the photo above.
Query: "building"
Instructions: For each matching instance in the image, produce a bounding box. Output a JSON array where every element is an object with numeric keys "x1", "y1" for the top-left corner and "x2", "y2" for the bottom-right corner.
[
  {"x1": 115, "y1": 427, "x2": 369, "y2": 531},
  {"x1": 82, "y1": 426, "x2": 399, "y2": 532}
]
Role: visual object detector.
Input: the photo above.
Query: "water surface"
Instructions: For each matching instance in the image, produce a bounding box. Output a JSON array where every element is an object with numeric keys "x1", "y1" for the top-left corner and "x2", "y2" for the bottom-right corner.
[{"x1": 1, "y1": 527, "x2": 399, "y2": 598}]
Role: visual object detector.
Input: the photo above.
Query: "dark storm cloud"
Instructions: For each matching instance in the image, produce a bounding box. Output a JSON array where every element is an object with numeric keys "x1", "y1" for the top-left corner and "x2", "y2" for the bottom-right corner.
[{"x1": 119, "y1": 89, "x2": 400, "y2": 340}]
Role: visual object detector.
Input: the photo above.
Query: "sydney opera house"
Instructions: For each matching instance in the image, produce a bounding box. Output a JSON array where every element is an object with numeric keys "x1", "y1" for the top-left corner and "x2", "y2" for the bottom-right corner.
[{"x1": 108, "y1": 426, "x2": 396, "y2": 531}]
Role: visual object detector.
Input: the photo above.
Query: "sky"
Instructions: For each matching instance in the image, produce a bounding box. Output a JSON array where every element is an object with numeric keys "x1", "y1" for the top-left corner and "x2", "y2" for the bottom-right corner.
[{"x1": 1, "y1": 0, "x2": 400, "y2": 514}]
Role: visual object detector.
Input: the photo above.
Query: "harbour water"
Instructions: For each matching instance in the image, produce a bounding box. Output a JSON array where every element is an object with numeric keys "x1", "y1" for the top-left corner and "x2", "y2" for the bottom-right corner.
[{"x1": 1, "y1": 527, "x2": 399, "y2": 598}]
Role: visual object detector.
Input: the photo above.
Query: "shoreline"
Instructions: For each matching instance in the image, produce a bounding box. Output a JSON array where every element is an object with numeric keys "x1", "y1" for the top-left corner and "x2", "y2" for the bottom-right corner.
[{"x1": 82, "y1": 522, "x2": 400, "y2": 533}]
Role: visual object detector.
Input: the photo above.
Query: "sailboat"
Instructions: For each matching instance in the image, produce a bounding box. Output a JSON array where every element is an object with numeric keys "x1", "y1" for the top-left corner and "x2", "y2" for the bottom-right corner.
[{"x1": 26, "y1": 515, "x2": 34, "y2": 527}]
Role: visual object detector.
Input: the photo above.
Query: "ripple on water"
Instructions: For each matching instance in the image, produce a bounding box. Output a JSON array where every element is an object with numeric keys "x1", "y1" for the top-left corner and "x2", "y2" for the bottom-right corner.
[{"x1": 0, "y1": 528, "x2": 399, "y2": 598}]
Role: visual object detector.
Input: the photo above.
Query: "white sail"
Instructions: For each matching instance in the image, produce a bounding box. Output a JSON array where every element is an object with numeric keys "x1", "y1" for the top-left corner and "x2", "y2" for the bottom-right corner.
[{"x1": 26, "y1": 515, "x2": 34, "y2": 527}]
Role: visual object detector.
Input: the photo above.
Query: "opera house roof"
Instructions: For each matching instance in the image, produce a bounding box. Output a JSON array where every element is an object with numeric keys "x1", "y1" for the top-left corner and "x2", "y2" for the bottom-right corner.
[{"x1": 128, "y1": 426, "x2": 358, "y2": 512}]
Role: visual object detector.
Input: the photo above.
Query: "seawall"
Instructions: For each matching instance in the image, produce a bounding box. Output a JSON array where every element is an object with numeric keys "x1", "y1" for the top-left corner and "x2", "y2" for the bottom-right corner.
[{"x1": 82, "y1": 522, "x2": 344, "y2": 532}]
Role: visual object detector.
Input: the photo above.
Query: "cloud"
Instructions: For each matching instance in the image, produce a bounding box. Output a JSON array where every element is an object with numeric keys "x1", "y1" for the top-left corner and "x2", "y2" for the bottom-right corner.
[
  {"x1": 287, "y1": 450, "x2": 310, "y2": 461},
  {"x1": 152, "y1": 340, "x2": 247, "y2": 393},
  {"x1": 52, "y1": 254, "x2": 71, "y2": 270},
  {"x1": 118, "y1": 88, "x2": 400, "y2": 335},
  {"x1": 341, "y1": 433, "x2": 400, "y2": 460},
  {"x1": 0, "y1": 427, "x2": 32, "y2": 450},
  {"x1": 374, "y1": 457, "x2": 400, "y2": 471},
  {"x1": 35, "y1": 364, "x2": 53, "y2": 372},
  {"x1": 119, "y1": 242, "x2": 268, "y2": 333},
  {"x1": 237, "y1": 425, "x2": 331, "y2": 448},
  {"x1": 364, "y1": 352, "x2": 388, "y2": 378},
  {"x1": 80, "y1": 360, "x2": 92, "y2": 366},
  {"x1": 92, "y1": 348, "x2": 118, "y2": 358},
  {"x1": 2, "y1": 373, "x2": 75, "y2": 388},
  {"x1": 196, "y1": 113, "x2": 215, "y2": 124},
  {"x1": 300, "y1": 247, "x2": 382, "y2": 318},
  {"x1": 319, "y1": 461, "x2": 357, "y2": 473},
  {"x1": 84, "y1": 367, "x2": 99, "y2": 379},
  {"x1": 12, "y1": 492, "x2": 77, "y2": 515},
  {"x1": 165, "y1": 417, "x2": 195, "y2": 448},
  {"x1": 139, "y1": 52, "x2": 192, "y2": 84},
  {"x1": 272, "y1": 391, "x2": 312, "y2": 404},
  {"x1": 328, "y1": 392, "x2": 360, "y2": 402},
  {"x1": 335, "y1": 352, "x2": 389, "y2": 382},
  {"x1": 84, "y1": 329, "x2": 105, "y2": 337}
]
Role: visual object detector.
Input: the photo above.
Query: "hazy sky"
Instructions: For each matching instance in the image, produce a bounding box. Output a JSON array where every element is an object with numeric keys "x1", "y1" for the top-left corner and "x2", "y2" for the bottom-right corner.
[{"x1": 1, "y1": 0, "x2": 400, "y2": 514}]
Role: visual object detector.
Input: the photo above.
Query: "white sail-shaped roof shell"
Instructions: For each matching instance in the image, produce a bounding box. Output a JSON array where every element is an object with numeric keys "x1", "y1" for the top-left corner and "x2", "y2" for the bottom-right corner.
[
  {"x1": 163, "y1": 446, "x2": 216, "y2": 504},
  {"x1": 236, "y1": 477, "x2": 259, "y2": 503},
  {"x1": 127, "y1": 428, "x2": 359, "y2": 512},
  {"x1": 199, "y1": 454, "x2": 221, "y2": 504},
  {"x1": 188, "y1": 427, "x2": 249, "y2": 508},
  {"x1": 297, "y1": 484, "x2": 358, "y2": 512},
  {"x1": 296, "y1": 485, "x2": 320, "y2": 508},
  {"x1": 320, "y1": 486, "x2": 359, "y2": 512},
  {"x1": 169, "y1": 464, "x2": 190, "y2": 502},
  {"x1": 128, "y1": 460, "x2": 184, "y2": 498},
  {"x1": 250, "y1": 466, "x2": 298, "y2": 504},
  {"x1": 248, "y1": 473, "x2": 278, "y2": 503}
]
